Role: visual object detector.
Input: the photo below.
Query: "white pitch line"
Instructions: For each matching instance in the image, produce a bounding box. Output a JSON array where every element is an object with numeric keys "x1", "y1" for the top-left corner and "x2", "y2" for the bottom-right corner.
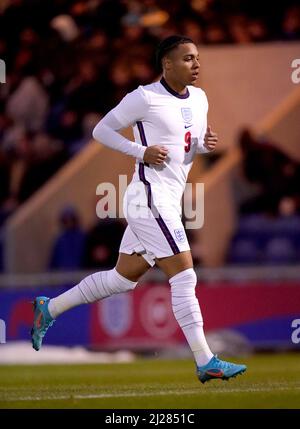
[{"x1": 1, "y1": 385, "x2": 300, "y2": 402}]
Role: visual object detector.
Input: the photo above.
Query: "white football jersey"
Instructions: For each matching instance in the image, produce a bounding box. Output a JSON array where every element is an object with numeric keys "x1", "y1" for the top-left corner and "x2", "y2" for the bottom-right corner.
[{"x1": 111, "y1": 78, "x2": 209, "y2": 211}]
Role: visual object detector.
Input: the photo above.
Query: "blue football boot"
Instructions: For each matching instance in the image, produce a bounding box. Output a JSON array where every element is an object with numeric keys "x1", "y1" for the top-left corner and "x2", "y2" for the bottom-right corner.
[
  {"x1": 31, "y1": 296, "x2": 55, "y2": 351},
  {"x1": 197, "y1": 355, "x2": 247, "y2": 384}
]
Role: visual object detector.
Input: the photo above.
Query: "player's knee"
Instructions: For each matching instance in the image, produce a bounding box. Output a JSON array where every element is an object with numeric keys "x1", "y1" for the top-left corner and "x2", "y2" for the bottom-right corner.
[
  {"x1": 169, "y1": 268, "x2": 197, "y2": 291},
  {"x1": 114, "y1": 266, "x2": 142, "y2": 283},
  {"x1": 112, "y1": 268, "x2": 138, "y2": 292},
  {"x1": 169, "y1": 269, "x2": 202, "y2": 325}
]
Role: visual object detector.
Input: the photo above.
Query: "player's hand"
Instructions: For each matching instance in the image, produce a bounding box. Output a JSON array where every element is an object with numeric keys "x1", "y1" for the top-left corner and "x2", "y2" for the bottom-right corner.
[
  {"x1": 203, "y1": 126, "x2": 218, "y2": 151},
  {"x1": 143, "y1": 146, "x2": 169, "y2": 165}
]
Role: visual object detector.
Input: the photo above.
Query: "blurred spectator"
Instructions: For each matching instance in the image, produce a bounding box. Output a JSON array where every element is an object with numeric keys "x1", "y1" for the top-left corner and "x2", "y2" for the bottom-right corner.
[
  {"x1": 282, "y1": 5, "x2": 300, "y2": 40},
  {"x1": 16, "y1": 132, "x2": 68, "y2": 203},
  {"x1": 50, "y1": 14, "x2": 79, "y2": 42},
  {"x1": 49, "y1": 110, "x2": 82, "y2": 149},
  {"x1": 49, "y1": 205, "x2": 86, "y2": 270},
  {"x1": 205, "y1": 22, "x2": 228, "y2": 44},
  {"x1": 278, "y1": 196, "x2": 299, "y2": 218},
  {"x1": 65, "y1": 60, "x2": 105, "y2": 116},
  {"x1": 248, "y1": 19, "x2": 269, "y2": 43},
  {"x1": 238, "y1": 128, "x2": 300, "y2": 216},
  {"x1": 83, "y1": 218, "x2": 126, "y2": 269},
  {"x1": 181, "y1": 18, "x2": 204, "y2": 45},
  {"x1": 107, "y1": 60, "x2": 135, "y2": 108},
  {"x1": 0, "y1": 145, "x2": 10, "y2": 213},
  {"x1": 6, "y1": 76, "x2": 49, "y2": 132},
  {"x1": 70, "y1": 112, "x2": 102, "y2": 155},
  {"x1": 228, "y1": 127, "x2": 300, "y2": 265},
  {"x1": 227, "y1": 15, "x2": 252, "y2": 44}
]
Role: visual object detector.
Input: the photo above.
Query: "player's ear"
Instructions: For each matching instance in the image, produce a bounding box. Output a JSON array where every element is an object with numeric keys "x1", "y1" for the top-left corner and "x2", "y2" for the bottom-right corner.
[{"x1": 163, "y1": 56, "x2": 172, "y2": 71}]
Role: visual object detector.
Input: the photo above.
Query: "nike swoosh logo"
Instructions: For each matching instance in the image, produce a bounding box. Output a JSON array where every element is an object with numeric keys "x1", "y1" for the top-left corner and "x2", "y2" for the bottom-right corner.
[
  {"x1": 35, "y1": 312, "x2": 43, "y2": 329},
  {"x1": 184, "y1": 124, "x2": 193, "y2": 129},
  {"x1": 206, "y1": 370, "x2": 224, "y2": 377}
]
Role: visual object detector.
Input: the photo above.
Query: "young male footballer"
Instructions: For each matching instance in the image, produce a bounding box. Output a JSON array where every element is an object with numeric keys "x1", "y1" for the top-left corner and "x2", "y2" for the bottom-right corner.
[{"x1": 31, "y1": 35, "x2": 247, "y2": 384}]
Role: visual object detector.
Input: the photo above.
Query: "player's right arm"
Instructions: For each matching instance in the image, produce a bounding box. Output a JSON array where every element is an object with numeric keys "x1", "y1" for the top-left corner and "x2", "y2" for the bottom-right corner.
[{"x1": 92, "y1": 86, "x2": 168, "y2": 165}]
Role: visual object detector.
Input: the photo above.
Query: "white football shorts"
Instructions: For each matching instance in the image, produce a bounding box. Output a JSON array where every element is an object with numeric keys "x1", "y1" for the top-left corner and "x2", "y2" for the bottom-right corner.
[{"x1": 119, "y1": 182, "x2": 190, "y2": 266}]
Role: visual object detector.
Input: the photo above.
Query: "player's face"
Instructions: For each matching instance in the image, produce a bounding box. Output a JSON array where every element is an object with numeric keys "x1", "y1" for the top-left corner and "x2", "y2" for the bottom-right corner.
[{"x1": 167, "y1": 43, "x2": 200, "y2": 86}]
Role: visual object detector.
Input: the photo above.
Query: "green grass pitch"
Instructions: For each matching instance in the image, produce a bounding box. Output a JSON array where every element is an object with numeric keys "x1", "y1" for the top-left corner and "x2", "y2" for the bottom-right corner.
[{"x1": 0, "y1": 353, "x2": 299, "y2": 409}]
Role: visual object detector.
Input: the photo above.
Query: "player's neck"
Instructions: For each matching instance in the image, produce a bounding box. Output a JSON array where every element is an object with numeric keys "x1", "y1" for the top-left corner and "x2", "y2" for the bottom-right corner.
[{"x1": 161, "y1": 75, "x2": 187, "y2": 96}]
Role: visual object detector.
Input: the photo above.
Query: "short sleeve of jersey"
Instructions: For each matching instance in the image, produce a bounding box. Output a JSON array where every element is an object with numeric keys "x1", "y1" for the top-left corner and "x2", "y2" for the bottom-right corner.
[{"x1": 110, "y1": 86, "x2": 150, "y2": 128}]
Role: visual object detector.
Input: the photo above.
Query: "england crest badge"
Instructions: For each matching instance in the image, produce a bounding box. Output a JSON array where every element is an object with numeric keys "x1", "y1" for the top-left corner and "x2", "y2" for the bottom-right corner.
[
  {"x1": 181, "y1": 107, "x2": 193, "y2": 123},
  {"x1": 174, "y1": 228, "x2": 186, "y2": 243}
]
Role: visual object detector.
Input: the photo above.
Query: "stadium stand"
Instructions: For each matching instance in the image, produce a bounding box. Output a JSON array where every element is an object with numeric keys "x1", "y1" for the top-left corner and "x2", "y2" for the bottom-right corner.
[{"x1": 227, "y1": 128, "x2": 300, "y2": 265}]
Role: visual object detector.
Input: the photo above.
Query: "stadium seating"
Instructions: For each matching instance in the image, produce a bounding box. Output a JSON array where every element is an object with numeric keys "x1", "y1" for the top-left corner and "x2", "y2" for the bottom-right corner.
[{"x1": 228, "y1": 214, "x2": 300, "y2": 265}]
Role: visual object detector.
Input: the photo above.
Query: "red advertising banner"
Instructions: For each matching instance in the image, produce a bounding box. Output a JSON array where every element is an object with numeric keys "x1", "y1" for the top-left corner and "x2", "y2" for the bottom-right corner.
[{"x1": 90, "y1": 281, "x2": 300, "y2": 349}]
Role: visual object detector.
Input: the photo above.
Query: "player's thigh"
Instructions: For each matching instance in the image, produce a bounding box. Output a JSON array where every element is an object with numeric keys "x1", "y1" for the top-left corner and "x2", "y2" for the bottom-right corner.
[
  {"x1": 116, "y1": 252, "x2": 151, "y2": 282},
  {"x1": 155, "y1": 250, "x2": 193, "y2": 279}
]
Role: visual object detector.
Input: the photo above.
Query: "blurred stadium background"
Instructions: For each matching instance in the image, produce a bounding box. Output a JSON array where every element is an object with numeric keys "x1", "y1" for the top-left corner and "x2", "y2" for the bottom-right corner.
[{"x1": 0, "y1": 0, "x2": 300, "y2": 379}]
